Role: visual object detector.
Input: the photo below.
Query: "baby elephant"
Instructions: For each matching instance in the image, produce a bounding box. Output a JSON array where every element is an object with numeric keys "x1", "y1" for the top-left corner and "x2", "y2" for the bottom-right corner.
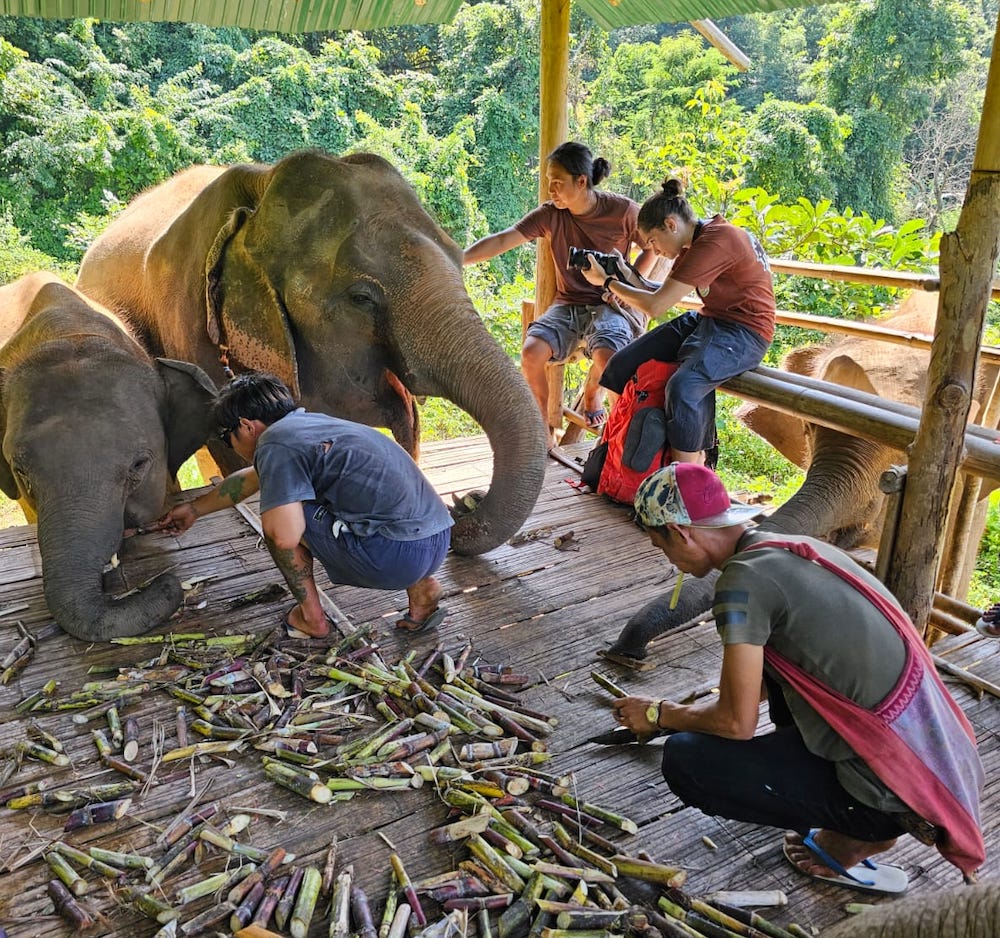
[{"x1": 0, "y1": 273, "x2": 217, "y2": 640}]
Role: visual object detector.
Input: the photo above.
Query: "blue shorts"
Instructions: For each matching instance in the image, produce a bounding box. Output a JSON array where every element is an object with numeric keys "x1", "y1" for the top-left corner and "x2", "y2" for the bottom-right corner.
[
  {"x1": 526, "y1": 303, "x2": 642, "y2": 362},
  {"x1": 303, "y1": 503, "x2": 450, "y2": 590}
]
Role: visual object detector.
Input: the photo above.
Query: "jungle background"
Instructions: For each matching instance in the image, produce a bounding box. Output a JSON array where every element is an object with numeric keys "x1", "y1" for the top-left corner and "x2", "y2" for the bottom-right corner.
[{"x1": 2, "y1": 0, "x2": 1000, "y2": 598}]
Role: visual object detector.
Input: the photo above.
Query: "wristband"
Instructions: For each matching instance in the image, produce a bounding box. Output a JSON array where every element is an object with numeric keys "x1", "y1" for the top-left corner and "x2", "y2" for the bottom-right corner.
[{"x1": 603, "y1": 275, "x2": 617, "y2": 291}]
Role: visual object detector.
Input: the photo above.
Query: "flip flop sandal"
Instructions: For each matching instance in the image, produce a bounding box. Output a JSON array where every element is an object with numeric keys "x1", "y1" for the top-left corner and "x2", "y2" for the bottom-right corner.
[
  {"x1": 281, "y1": 608, "x2": 334, "y2": 640},
  {"x1": 584, "y1": 409, "x2": 607, "y2": 431},
  {"x1": 783, "y1": 830, "x2": 909, "y2": 895},
  {"x1": 396, "y1": 606, "x2": 447, "y2": 634}
]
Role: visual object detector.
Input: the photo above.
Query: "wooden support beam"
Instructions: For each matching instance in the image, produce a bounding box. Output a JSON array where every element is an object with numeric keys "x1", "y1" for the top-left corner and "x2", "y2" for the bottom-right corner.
[
  {"x1": 537, "y1": 0, "x2": 569, "y2": 433},
  {"x1": 885, "y1": 15, "x2": 1000, "y2": 637},
  {"x1": 689, "y1": 20, "x2": 750, "y2": 71}
]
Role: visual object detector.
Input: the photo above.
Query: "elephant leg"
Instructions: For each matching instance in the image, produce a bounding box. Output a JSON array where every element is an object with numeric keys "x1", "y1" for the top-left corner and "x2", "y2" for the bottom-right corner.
[{"x1": 607, "y1": 570, "x2": 721, "y2": 662}]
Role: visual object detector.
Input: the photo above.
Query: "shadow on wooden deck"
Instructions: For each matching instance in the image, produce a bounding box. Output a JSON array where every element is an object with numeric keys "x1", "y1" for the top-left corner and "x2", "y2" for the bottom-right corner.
[{"x1": 0, "y1": 436, "x2": 996, "y2": 937}]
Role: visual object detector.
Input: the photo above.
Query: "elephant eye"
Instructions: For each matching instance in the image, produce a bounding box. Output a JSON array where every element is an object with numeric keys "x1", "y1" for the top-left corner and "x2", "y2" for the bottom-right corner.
[
  {"x1": 127, "y1": 454, "x2": 153, "y2": 482},
  {"x1": 347, "y1": 281, "x2": 383, "y2": 313}
]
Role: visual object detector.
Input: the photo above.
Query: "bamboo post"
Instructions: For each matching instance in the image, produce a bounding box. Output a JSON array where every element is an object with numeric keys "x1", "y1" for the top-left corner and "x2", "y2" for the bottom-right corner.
[
  {"x1": 538, "y1": 0, "x2": 569, "y2": 436},
  {"x1": 885, "y1": 18, "x2": 1000, "y2": 637},
  {"x1": 938, "y1": 364, "x2": 1000, "y2": 598}
]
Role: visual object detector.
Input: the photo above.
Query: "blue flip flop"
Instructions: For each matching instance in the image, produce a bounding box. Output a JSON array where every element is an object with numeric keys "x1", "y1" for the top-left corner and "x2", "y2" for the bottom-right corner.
[{"x1": 783, "y1": 830, "x2": 908, "y2": 894}]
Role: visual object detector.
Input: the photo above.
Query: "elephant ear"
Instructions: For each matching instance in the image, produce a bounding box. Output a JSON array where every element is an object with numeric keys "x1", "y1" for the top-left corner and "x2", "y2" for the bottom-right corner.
[
  {"x1": 734, "y1": 346, "x2": 825, "y2": 470},
  {"x1": 0, "y1": 386, "x2": 16, "y2": 500},
  {"x1": 155, "y1": 358, "x2": 219, "y2": 477},
  {"x1": 204, "y1": 205, "x2": 300, "y2": 396}
]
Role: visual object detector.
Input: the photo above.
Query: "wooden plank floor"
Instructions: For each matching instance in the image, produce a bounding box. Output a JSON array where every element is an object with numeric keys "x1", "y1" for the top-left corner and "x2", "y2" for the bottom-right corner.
[{"x1": 0, "y1": 436, "x2": 997, "y2": 937}]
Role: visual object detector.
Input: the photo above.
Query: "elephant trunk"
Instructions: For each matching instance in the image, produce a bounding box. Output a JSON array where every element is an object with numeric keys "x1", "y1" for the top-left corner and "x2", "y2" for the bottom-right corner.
[
  {"x1": 404, "y1": 270, "x2": 548, "y2": 556},
  {"x1": 764, "y1": 428, "x2": 892, "y2": 549},
  {"x1": 824, "y1": 880, "x2": 1000, "y2": 937},
  {"x1": 36, "y1": 498, "x2": 183, "y2": 641}
]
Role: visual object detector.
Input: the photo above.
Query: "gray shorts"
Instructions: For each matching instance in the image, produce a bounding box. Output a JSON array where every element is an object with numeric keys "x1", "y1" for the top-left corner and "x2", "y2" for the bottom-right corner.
[{"x1": 526, "y1": 303, "x2": 641, "y2": 362}]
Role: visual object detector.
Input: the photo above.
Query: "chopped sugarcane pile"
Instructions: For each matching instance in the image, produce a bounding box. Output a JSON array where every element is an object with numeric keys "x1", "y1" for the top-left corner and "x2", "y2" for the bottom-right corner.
[{"x1": 0, "y1": 623, "x2": 811, "y2": 938}]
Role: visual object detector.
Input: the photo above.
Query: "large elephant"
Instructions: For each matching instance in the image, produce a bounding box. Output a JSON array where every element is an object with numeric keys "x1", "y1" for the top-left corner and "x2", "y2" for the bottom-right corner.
[
  {"x1": 607, "y1": 298, "x2": 990, "y2": 661},
  {"x1": 0, "y1": 273, "x2": 217, "y2": 641},
  {"x1": 824, "y1": 880, "x2": 999, "y2": 936},
  {"x1": 76, "y1": 149, "x2": 547, "y2": 556}
]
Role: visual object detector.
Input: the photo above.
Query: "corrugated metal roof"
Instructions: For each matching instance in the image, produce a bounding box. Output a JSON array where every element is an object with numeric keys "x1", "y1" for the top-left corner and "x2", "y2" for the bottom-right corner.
[
  {"x1": 577, "y1": 0, "x2": 837, "y2": 32},
  {"x1": 0, "y1": 0, "x2": 466, "y2": 31},
  {"x1": 0, "y1": 0, "x2": 836, "y2": 33}
]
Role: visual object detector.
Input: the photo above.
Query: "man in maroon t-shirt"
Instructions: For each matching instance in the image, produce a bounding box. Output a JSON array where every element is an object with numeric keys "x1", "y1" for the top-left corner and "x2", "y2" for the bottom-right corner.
[{"x1": 465, "y1": 142, "x2": 652, "y2": 448}]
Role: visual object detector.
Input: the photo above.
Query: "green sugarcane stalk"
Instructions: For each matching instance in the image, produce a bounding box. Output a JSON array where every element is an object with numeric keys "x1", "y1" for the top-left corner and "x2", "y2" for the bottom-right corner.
[
  {"x1": 704, "y1": 901, "x2": 797, "y2": 938},
  {"x1": 176, "y1": 870, "x2": 232, "y2": 905},
  {"x1": 328, "y1": 864, "x2": 353, "y2": 938},
  {"x1": 148, "y1": 820, "x2": 212, "y2": 883},
  {"x1": 613, "y1": 856, "x2": 687, "y2": 889},
  {"x1": 467, "y1": 835, "x2": 526, "y2": 894},
  {"x1": 106, "y1": 705, "x2": 124, "y2": 746},
  {"x1": 199, "y1": 824, "x2": 270, "y2": 861},
  {"x1": 27, "y1": 723, "x2": 64, "y2": 753},
  {"x1": 121, "y1": 886, "x2": 180, "y2": 924},
  {"x1": 45, "y1": 851, "x2": 91, "y2": 896},
  {"x1": 16, "y1": 739, "x2": 69, "y2": 766},
  {"x1": 52, "y1": 842, "x2": 122, "y2": 879},
  {"x1": 539, "y1": 930, "x2": 614, "y2": 938},
  {"x1": 161, "y1": 739, "x2": 244, "y2": 761},
  {"x1": 532, "y1": 861, "x2": 614, "y2": 885},
  {"x1": 559, "y1": 794, "x2": 637, "y2": 835},
  {"x1": 289, "y1": 866, "x2": 322, "y2": 938},
  {"x1": 555, "y1": 910, "x2": 630, "y2": 930},
  {"x1": 89, "y1": 845, "x2": 154, "y2": 871},
  {"x1": 478, "y1": 908, "x2": 494, "y2": 938},
  {"x1": 498, "y1": 871, "x2": 545, "y2": 938},
  {"x1": 550, "y1": 824, "x2": 617, "y2": 878},
  {"x1": 687, "y1": 900, "x2": 772, "y2": 938},
  {"x1": 264, "y1": 761, "x2": 333, "y2": 803},
  {"x1": 378, "y1": 870, "x2": 399, "y2": 938},
  {"x1": 488, "y1": 815, "x2": 540, "y2": 858},
  {"x1": 325, "y1": 776, "x2": 414, "y2": 792}
]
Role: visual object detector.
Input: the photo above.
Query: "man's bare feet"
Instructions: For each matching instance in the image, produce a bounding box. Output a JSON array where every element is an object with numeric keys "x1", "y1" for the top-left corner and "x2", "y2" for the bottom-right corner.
[
  {"x1": 284, "y1": 602, "x2": 331, "y2": 639},
  {"x1": 783, "y1": 830, "x2": 897, "y2": 878}
]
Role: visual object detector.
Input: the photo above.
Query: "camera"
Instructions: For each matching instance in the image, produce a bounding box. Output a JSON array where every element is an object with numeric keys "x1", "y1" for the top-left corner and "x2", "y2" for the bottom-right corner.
[{"x1": 568, "y1": 246, "x2": 620, "y2": 278}]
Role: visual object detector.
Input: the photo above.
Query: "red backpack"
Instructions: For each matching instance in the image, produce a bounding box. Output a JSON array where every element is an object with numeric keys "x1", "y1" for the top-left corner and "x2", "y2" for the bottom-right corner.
[{"x1": 582, "y1": 359, "x2": 677, "y2": 504}]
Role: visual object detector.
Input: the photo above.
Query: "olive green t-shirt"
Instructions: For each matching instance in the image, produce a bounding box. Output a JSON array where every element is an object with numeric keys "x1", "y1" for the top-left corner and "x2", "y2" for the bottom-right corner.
[{"x1": 714, "y1": 529, "x2": 907, "y2": 812}]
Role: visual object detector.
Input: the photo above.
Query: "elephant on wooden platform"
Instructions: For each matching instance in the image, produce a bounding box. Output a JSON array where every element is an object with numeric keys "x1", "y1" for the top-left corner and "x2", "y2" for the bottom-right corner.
[
  {"x1": 607, "y1": 297, "x2": 994, "y2": 662},
  {"x1": 0, "y1": 273, "x2": 217, "y2": 641},
  {"x1": 76, "y1": 149, "x2": 547, "y2": 556}
]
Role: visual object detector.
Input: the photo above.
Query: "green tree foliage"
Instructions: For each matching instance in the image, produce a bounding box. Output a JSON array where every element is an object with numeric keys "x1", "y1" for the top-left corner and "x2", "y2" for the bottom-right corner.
[
  {"x1": 809, "y1": 0, "x2": 977, "y2": 220},
  {"x1": 744, "y1": 99, "x2": 850, "y2": 204}
]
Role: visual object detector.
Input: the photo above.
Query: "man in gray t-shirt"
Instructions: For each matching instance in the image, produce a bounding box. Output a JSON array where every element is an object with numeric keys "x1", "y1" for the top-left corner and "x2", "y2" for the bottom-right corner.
[
  {"x1": 153, "y1": 372, "x2": 453, "y2": 639},
  {"x1": 612, "y1": 463, "x2": 934, "y2": 896}
]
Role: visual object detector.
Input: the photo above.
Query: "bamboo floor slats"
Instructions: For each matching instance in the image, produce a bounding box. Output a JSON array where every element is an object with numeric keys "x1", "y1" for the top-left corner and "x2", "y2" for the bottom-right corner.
[{"x1": 0, "y1": 435, "x2": 997, "y2": 937}]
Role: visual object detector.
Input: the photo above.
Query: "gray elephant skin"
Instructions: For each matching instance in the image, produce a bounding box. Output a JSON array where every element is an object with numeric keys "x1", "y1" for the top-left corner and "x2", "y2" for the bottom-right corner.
[
  {"x1": 610, "y1": 301, "x2": 981, "y2": 659},
  {"x1": 0, "y1": 272, "x2": 217, "y2": 641},
  {"x1": 824, "y1": 880, "x2": 999, "y2": 937},
  {"x1": 76, "y1": 149, "x2": 548, "y2": 556}
]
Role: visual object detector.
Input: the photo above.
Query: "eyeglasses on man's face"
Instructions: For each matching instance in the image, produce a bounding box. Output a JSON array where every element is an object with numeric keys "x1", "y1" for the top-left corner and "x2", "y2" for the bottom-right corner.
[{"x1": 217, "y1": 425, "x2": 238, "y2": 448}]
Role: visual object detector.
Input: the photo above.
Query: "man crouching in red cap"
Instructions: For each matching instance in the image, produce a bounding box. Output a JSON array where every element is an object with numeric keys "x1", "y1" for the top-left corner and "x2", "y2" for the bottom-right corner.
[{"x1": 612, "y1": 463, "x2": 984, "y2": 894}]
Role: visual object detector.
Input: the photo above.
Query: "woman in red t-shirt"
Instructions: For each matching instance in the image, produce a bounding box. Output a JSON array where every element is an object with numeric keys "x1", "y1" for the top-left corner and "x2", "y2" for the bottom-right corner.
[{"x1": 582, "y1": 178, "x2": 775, "y2": 466}]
